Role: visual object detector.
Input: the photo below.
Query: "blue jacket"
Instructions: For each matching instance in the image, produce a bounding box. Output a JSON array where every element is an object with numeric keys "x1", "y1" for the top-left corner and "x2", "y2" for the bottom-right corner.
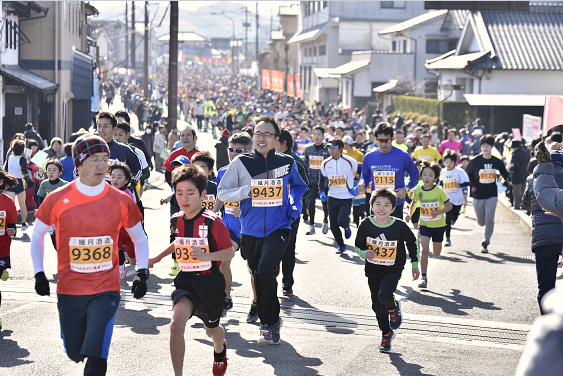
[
  {"x1": 360, "y1": 146, "x2": 419, "y2": 206},
  {"x1": 216, "y1": 165, "x2": 242, "y2": 238},
  {"x1": 60, "y1": 156, "x2": 75, "y2": 182},
  {"x1": 217, "y1": 148, "x2": 307, "y2": 237},
  {"x1": 523, "y1": 152, "x2": 563, "y2": 250}
]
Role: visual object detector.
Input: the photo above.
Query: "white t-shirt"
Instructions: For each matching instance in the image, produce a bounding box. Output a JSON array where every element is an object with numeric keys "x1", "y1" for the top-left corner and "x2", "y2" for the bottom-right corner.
[
  {"x1": 320, "y1": 154, "x2": 358, "y2": 200},
  {"x1": 441, "y1": 166, "x2": 470, "y2": 206}
]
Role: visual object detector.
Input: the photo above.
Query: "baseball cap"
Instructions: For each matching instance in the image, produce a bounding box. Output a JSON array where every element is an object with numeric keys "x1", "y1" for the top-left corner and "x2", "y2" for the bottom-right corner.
[
  {"x1": 171, "y1": 155, "x2": 189, "y2": 165},
  {"x1": 343, "y1": 136, "x2": 354, "y2": 145}
]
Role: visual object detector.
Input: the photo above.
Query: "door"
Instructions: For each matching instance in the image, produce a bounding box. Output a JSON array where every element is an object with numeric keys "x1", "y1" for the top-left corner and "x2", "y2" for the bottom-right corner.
[{"x1": 3, "y1": 93, "x2": 28, "y2": 155}]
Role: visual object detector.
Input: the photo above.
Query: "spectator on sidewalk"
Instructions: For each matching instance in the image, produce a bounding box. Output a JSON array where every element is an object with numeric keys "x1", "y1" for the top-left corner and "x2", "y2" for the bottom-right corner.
[
  {"x1": 510, "y1": 139, "x2": 531, "y2": 209},
  {"x1": 470, "y1": 129, "x2": 483, "y2": 156},
  {"x1": 24, "y1": 123, "x2": 44, "y2": 148},
  {"x1": 167, "y1": 126, "x2": 179, "y2": 151},
  {"x1": 141, "y1": 126, "x2": 154, "y2": 169},
  {"x1": 43, "y1": 137, "x2": 64, "y2": 160},
  {"x1": 154, "y1": 124, "x2": 167, "y2": 171},
  {"x1": 215, "y1": 129, "x2": 230, "y2": 171}
]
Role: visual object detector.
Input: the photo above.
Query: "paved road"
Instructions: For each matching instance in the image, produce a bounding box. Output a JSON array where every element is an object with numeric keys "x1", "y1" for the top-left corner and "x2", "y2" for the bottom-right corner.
[{"x1": 0, "y1": 110, "x2": 549, "y2": 375}]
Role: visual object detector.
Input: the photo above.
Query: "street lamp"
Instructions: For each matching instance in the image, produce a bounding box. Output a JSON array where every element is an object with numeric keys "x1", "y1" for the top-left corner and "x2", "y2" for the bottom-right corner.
[{"x1": 211, "y1": 11, "x2": 236, "y2": 74}]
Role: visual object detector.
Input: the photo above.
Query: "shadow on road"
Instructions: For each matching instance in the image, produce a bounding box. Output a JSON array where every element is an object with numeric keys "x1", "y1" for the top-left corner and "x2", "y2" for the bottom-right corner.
[
  {"x1": 464, "y1": 251, "x2": 535, "y2": 265},
  {"x1": 405, "y1": 287, "x2": 501, "y2": 316},
  {"x1": 388, "y1": 352, "x2": 433, "y2": 376},
  {"x1": 120, "y1": 272, "x2": 174, "y2": 293},
  {"x1": 115, "y1": 307, "x2": 171, "y2": 335},
  {"x1": 0, "y1": 330, "x2": 32, "y2": 367},
  {"x1": 198, "y1": 330, "x2": 323, "y2": 375}
]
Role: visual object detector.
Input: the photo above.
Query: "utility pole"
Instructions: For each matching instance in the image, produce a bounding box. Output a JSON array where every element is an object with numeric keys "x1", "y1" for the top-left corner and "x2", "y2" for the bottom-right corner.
[
  {"x1": 244, "y1": 6, "x2": 249, "y2": 64},
  {"x1": 125, "y1": 2, "x2": 129, "y2": 80},
  {"x1": 131, "y1": 1, "x2": 136, "y2": 83},
  {"x1": 143, "y1": 1, "x2": 149, "y2": 97},
  {"x1": 255, "y1": 2, "x2": 259, "y2": 62},
  {"x1": 168, "y1": 1, "x2": 178, "y2": 131}
]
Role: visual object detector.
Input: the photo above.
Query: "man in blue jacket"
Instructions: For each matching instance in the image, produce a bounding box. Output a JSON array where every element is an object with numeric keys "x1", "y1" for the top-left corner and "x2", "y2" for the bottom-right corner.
[
  {"x1": 358, "y1": 122, "x2": 419, "y2": 219},
  {"x1": 218, "y1": 115, "x2": 307, "y2": 345}
]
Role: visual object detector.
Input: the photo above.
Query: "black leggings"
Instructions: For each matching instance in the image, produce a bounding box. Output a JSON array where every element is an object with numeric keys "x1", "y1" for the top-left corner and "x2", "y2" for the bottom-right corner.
[
  {"x1": 445, "y1": 204, "x2": 463, "y2": 239},
  {"x1": 328, "y1": 197, "x2": 353, "y2": 247},
  {"x1": 307, "y1": 185, "x2": 328, "y2": 225},
  {"x1": 84, "y1": 356, "x2": 107, "y2": 376},
  {"x1": 368, "y1": 270, "x2": 401, "y2": 335}
]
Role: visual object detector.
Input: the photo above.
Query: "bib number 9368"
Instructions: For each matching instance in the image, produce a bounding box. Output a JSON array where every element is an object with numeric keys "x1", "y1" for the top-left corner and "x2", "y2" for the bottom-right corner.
[{"x1": 69, "y1": 236, "x2": 113, "y2": 273}]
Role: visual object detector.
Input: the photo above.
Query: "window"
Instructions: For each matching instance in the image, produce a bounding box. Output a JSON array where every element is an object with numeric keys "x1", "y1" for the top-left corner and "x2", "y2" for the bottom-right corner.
[
  {"x1": 308, "y1": 47, "x2": 312, "y2": 57},
  {"x1": 309, "y1": 2, "x2": 314, "y2": 15},
  {"x1": 426, "y1": 39, "x2": 457, "y2": 54},
  {"x1": 319, "y1": 45, "x2": 326, "y2": 55},
  {"x1": 392, "y1": 41, "x2": 397, "y2": 52},
  {"x1": 308, "y1": 66, "x2": 312, "y2": 90},
  {"x1": 403, "y1": 40, "x2": 407, "y2": 53},
  {"x1": 313, "y1": 46, "x2": 317, "y2": 56},
  {"x1": 304, "y1": 48, "x2": 308, "y2": 57},
  {"x1": 323, "y1": 1, "x2": 328, "y2": 9},
  {"x1": 381, "y1": 1, "x2": 406, "y2": 8}
]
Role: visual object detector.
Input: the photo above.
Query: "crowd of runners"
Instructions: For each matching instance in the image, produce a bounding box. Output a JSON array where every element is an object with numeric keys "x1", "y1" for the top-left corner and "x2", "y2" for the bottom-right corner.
[{"x1": 0, "y1": 65, "x2": 552, "y2": 376}]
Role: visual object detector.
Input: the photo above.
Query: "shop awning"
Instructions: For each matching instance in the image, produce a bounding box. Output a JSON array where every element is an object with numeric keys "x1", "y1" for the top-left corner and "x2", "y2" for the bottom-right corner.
[
  {"x1": 373, "y1": 80, "x2": 399, "y2": 93},
  {"x1": 0, "y1": 65, "x2": 58, "y2": 92},
  {"x1": 287, "y1": 23, "x2": 328, "y2": 45},
  {"x1": 329, "y1": 60, "x2": 370, "y2": 75}
]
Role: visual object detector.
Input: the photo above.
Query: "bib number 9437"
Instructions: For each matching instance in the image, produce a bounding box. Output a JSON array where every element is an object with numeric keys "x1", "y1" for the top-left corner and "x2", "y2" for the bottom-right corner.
[
  {"x1": 251, "y1": 179, "x2": 283, "y2": 207},
  {"x1": 366, "y1": 237, "x2": 397, "y2": 266}
]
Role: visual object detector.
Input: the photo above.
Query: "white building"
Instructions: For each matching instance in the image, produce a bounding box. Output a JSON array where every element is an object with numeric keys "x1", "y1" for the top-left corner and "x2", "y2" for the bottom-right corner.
[{"x1": 287, "y1": 1, "x2": 426, "y2": 105}]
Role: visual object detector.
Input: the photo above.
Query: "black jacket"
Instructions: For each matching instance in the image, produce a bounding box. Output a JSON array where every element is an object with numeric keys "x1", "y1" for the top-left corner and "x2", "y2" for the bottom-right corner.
[
  {"x1": 285, "y1": 149, "x2": 311, "y2": 200},
  {"x1": 509, "y1": 147, "x2": 531, "y2": 185},
  {"x1": 25, "y1": 130, "x2": 44, "y2": 147},
  {"x1": 215, "y1": 139, "x2": 230, "y2": 172},
  {"x1": 523, "y1": 154, "x2": 563, "y2": 251}
]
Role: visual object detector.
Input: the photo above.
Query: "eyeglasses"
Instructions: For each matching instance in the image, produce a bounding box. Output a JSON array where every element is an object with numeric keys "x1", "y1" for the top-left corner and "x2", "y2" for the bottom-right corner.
[
  {"x1": 228, "y1": 147, "x2": 249, "y2": 154},
  {"x1": 377, "y1": 138, "x2": 392, "y2": 144},
  {"x1": 254, "y1": 132, "x2": 275, "y2": 139}
]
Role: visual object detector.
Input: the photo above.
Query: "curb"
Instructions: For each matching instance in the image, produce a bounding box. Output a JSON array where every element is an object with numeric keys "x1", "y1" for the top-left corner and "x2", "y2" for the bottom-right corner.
[{"x1": 496, "y1": 193, "x2": 532, "y2": 235}]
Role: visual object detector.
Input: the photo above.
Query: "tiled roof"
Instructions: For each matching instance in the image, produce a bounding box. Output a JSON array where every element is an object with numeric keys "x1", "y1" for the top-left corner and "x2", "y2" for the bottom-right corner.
[
  {"x1": 450, "y1": 9, "x2": 470, "y2": 29},
  {"x1": 271, "y1": 29, "x2": 285, "y2": 41},
  {"x1": 479, "y1": 11, "x2": 563, "y2": 70},
  {"x1": 279, "y1": 4, "x2": 298, "y2": 16},
  {"x1": 379, "y1": 10, "x2": 447, "y2": 35}
]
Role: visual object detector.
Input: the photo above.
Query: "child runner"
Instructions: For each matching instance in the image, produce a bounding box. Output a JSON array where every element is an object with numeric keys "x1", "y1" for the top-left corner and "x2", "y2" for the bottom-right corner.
[
  {"x1": 441, "y1": 151, "x2": 470, "y2": 247},
  {"x1": 459, "y1": 155, "x2": 470, "y2": 214},
  {"x1": 37, "y1": 159, "x2": 68, "y2": 250},
  {"x1": 355, "y1": 188, "x2": 419, "y2": 352},
  {"x1": 406, "y1": 161, "x2": 452, "y2": 288},
  {"x1": 109, "y1": 162, "x2": 136, "y2": 279},
  {"x1": 0, "y1": 169, "x2": 18, "y2": 330},
  {"x1": 148, "y1": 164, "x2": 235, "y2": 376}
]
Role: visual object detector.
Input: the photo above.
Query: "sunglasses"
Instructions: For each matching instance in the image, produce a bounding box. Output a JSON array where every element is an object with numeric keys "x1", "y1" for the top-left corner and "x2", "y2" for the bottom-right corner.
[
  {"x1": 377, "y1": 138, "x2": 392, "y2": 144},
  {"x1": 228, "y1": 147, "x2": 249, "y2": 153}
]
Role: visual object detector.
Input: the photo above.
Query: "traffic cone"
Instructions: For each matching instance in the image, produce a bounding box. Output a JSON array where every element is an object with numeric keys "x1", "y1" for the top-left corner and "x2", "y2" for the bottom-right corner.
[{"x1": 212, "y1": 127, "x2": 218, "y2": 140}]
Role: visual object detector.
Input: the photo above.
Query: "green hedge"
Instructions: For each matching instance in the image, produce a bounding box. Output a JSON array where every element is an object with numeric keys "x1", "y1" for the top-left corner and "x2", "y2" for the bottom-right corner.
[{"x1": 391, "y1": 96, "x2": 544, "y2": 134}]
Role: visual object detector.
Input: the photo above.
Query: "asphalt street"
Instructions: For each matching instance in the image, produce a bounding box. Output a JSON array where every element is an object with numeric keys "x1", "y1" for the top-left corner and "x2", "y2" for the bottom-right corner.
[{"x1": 0, "y1": 110, "x2": 549, "y2": 375}]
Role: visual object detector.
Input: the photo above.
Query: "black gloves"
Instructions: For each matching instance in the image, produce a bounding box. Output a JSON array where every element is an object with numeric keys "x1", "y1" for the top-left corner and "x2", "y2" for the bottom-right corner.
[
  {"x1": 35, "y1": 272, "x2": 50, "y2": 296},
  {"x1": 131, "y1": 269, "x2": 149, "y2": 299},
  {"x1": 536, "y1": 141, "x2": 551, "y2": 164}
]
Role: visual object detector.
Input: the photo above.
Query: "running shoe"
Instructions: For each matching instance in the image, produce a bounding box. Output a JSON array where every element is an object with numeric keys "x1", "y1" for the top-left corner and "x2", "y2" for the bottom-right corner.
[
  {"x1": 418, "y1": 276, "x2": 428, "y2": 288},
  {"x1": 21, "y1": 222, "x2": 29, "y2": 231},
  {"x1": 119, "y1": 264, "x2": 127, "y2": 280},
  {"x1": 1, "y1": 269, "x2": 9, "y2": 281},
  {"x1": 247, "y1": 302, "x2": 258, "y2": 323},
  {"x1": 212, "y1": 340, "x2": 227, "y2": 376},
  {"x1": 322, "y1": 221, "x2": 329, "y2": 234},
  {"x1": 306, "y1": 225, "x2": 315, "y2": 235},
  {"x1": 344, "y1": 226, "x2": 352, "y2": 239},
  {"x1": 283, "y1": 288, "x2": 293, "y2": 296},
  {"x1": 336, "y1": 245, "x2": 346, "y2": 254},
  {"x1": 445, "y1": 238, "x2": 451, "y2": 247},
  {"x1": 222, "y1": 298, "x2": 233, "y2": 317},
  {"x1": 480, "y1": 241, "x2": 489, "y2": 254},
  {"x1": 303, "y1": 218, "x2": 309, "y2": 225},
  {"x1": 379, "y1": 330, "x2": 395, "y2": 352},
  {"x1": 259, "y1": 318, "x2": 282, "y2": 344},
  {"x1": 169, "y1": 261, "x2": 180, "y2": 276},
  {"x1": 389, "y1": 299, "x2": 402, "y2": 330}
]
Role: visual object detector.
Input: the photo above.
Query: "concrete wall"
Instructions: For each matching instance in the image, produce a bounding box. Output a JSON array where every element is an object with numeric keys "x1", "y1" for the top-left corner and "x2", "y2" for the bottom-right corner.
[
  {"x1": 329, "y1": 1, "x2": 425, "y2": 22},
  {"x1": 353, "y1": 67, "x2": 372, "y2": 97}
]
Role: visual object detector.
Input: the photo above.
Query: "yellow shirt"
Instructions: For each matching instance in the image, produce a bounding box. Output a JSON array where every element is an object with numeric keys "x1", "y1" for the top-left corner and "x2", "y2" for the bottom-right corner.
[
  {"x1": 343, "y1": 147, "x2": 364, "y2": 164},
  {"x1": 412, "y1": 146, "x2": 442, "y2": 163}
]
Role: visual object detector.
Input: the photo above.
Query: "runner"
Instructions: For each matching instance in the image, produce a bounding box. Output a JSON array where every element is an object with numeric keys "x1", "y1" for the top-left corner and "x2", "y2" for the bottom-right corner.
[
  {"x1": 303, "y1": 125, "x2": 330, "y2": 235},
  {"x1": 294, "y1": 126, "x2": 312, "y2": 157},
  {"x1": 0, "y1": 169, "x2": 18, "y2": 331},
  {"x1": 343, "y1": 135, "x2": 366, "y2": 227},
  {"x1": 215, "y1": 132, "x2": 257, "y2": 320},
  {"x1": 217, "y1": 114, "x2": 308, "y2": 344},
  {"x1": 190, "y1": 152, "x2": 219, "y2": 214},
  {"x1": 319, "y1": 138, "x2": 359, "y2": 253},
  {"x1": 30, "y1": 134, "x2": 149, "y2": 376},
  {"x1": 5, "y1": 139, "x2": 29, "y2": 230},
  {"x1": 412, "y1": 134, "x2": 442, "y2": 163},
  {"x1": 359, "y1": 122, "x2": 420, "y2": 220},
  {"x1": 441, "y1": 151, "x2": 470, "y2": 247},
  {"x1": 355, "y1": 188, "x2": 419, "y2": 352},
  {"x1": 407, "y1": 161, "x2": 452, "y2": 288},
  {"x1": 466, "y1": 134, "x2": 510, "y2": 253},
  {"x1": 36, "y1": 159, "x2": 68, "y2": 250},
  {"x1": 275, "y1": 128, "x2": 310, "y2": 296},
  {"x1": 148, "y1": 164, "x2": 234, "y2": 376},
  {"x1": 164, "y1": 126, "x2": 200, "y2": 188}
]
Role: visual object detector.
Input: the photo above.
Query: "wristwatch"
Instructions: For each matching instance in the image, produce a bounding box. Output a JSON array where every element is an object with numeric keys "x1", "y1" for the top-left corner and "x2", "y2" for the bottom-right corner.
[{"x1": 137, "y1": 268, "x2": 150, "y2": 279}]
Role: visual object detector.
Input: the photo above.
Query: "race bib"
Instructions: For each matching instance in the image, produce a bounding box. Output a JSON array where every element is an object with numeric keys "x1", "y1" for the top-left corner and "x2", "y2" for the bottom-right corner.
[
  {"x1": 224, "y1": 201, "x2": 239, "y2": 215},
  {"x1": 418, "y1": 155, "x2": 431, "y2": 161},
  {"x1": 251, "y1": 179, "x2": 283, "y2": 207},
  {"x1": 420, "y1": 201, "x2": 440, "y2": 221},
  {"x1": 366, "y1": 237, "x2": 397, "y2": 266},
  {"x1": 202, "y1": 194, "x2": 215, "y2": 211},
  {"x1": 69, "y1": 236, "x2": 113, "y2": 273},
  {"x1": 298, "y1": 143, "x2": 306, "y2": 154},
  {"x1": 443, "y1": 178, "x2": 459, "y2": 193},
  {"x1": 0, "y1": 211, "x2": 5, "y2": 236},
  {"x1": 328, "y1": 174, "x2": 346, "y2": 189},
  {"x1": 373, "y1": 171, "x2": 395, "y2": 190},
  {"x1": 479, "y1": 169, "x2": 496, "y2": 184},
  {"x1": 309, "y1": 156, "x2": 323, "y2": 170},
  {"x1": 174, "y1": 237, "x2": 211, "y2": 272}
]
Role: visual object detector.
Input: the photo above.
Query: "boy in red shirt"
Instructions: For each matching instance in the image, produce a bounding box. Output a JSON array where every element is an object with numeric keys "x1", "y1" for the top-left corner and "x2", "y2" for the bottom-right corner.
[{"x1": 149, "y1": 164, "x2": 234, "y2": 376}]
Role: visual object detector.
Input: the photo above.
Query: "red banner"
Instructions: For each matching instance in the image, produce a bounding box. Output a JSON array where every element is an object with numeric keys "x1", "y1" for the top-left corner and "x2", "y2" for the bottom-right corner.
[
  {"x1": 543, "y1": 96, "x2": 563, "y2": 136},
  {"x1": 262, "y1": 70, "x2": 271, "y2": 90},
  {"x1": 295, "y1": 74, "x2": 301, "y2": 98},
  {"x1": 270, "y1": 70, "x2": 284, "y2": 93},
  {"x1": 287, "y1": 74, "x2": 294, "y2": 97}
]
